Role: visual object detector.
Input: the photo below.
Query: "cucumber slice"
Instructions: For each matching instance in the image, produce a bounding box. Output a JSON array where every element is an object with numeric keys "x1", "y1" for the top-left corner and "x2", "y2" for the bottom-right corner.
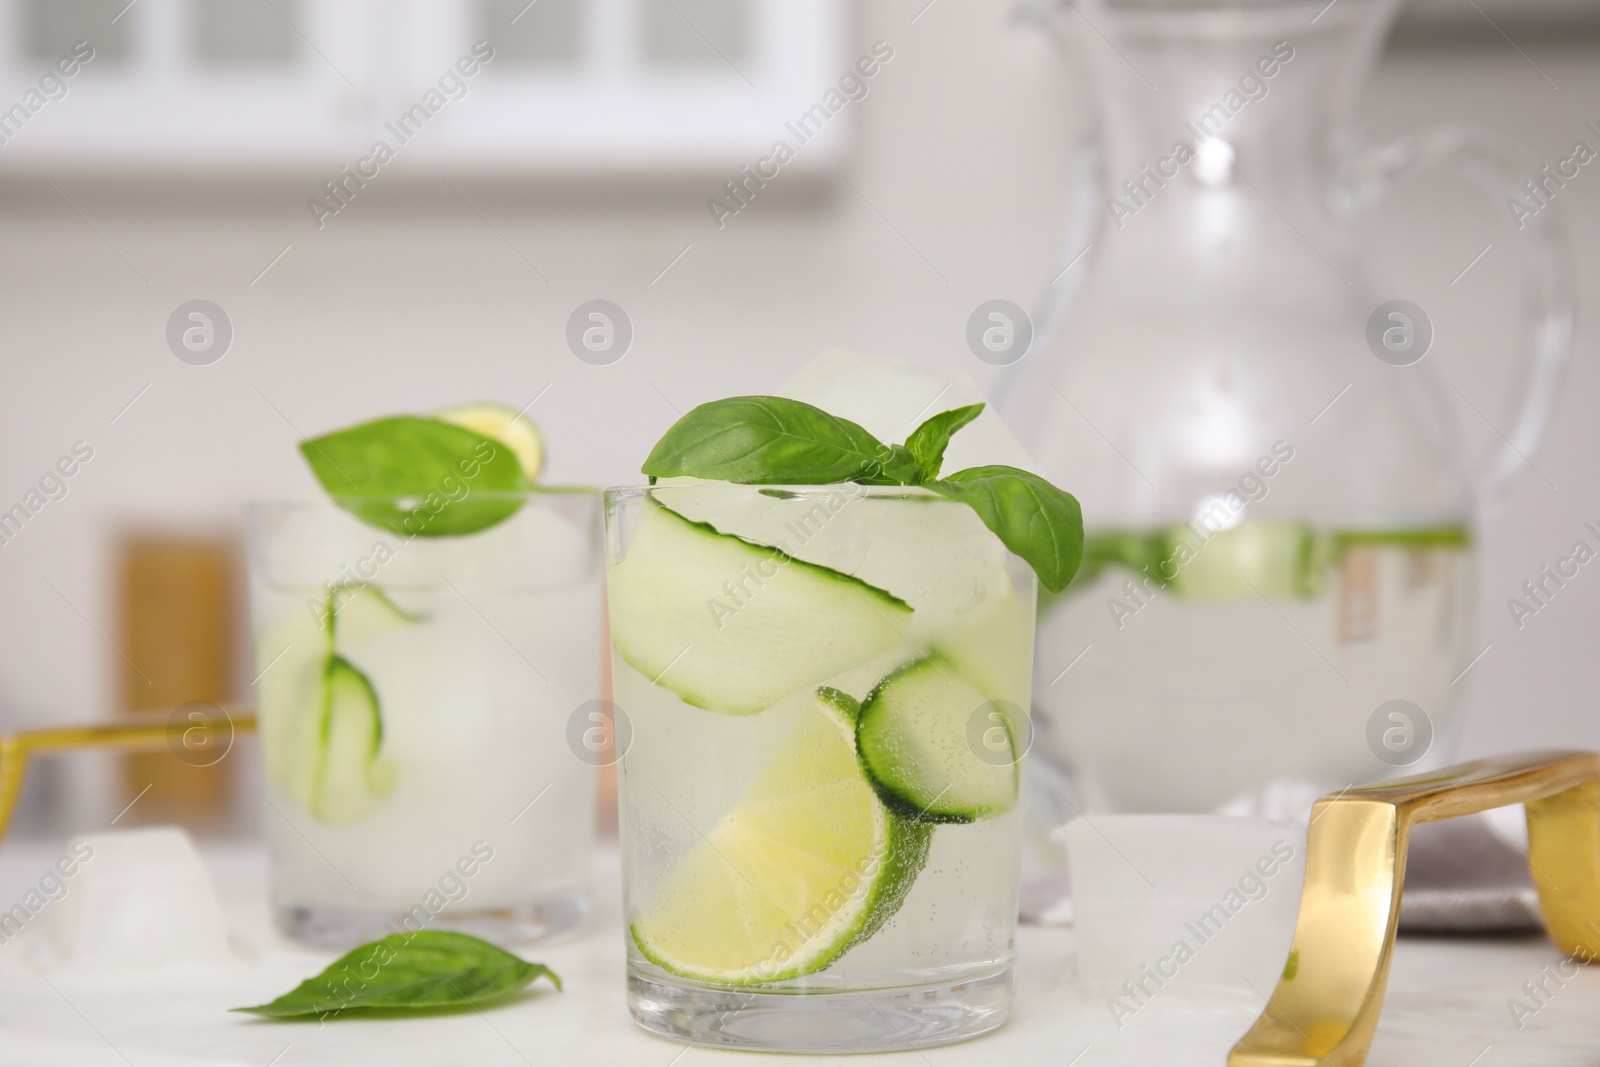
[
  {"x1": 931, "y1": 577, "x2": 1036, "y2": 712},
  {"x1": 631, "y1": 688, "x2": 930, "y2": 983},
  {"x1": 608, "y1": 499, "x2": 912, "y2": 715},
  {"x1": 653, "y1": 483, "x2": 1012, "y2": 623},
  {"x1": 330, "y1": 582, "x2": 424, "y2": 645},
  {"x1": 254, "y1": 585, "x2": 410, "y2": 824},
  {"x1": 254, "y1": 599, "x2": 332, "y2": 811},
  {"x1": 313, "y1": 655, "x2": 397, "y2": 826},
  {"x1": 1164, "y1": 521, "x2": 1318, "y2": 600},
  {"x1": 857, "y1": 657, "x2": 1020, "y2": 823}
]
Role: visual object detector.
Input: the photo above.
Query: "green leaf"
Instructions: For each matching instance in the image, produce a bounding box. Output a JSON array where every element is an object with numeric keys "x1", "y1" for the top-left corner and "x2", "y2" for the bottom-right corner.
[
  {"x1": 903, "y1": 404, "x2": 985, "y2": 482},
  {"x1": 638, "y1": 395, "x2": 1087, "y2": 594},
  {"x1": 930, "y1": 465, "x2": 1084, "y2": 593},
  {"x1": 233, "y1": 931, "x2": 560, "y2": 1019},
  {"x1": 641, "y1": 397, "x2": 903, "y2": 485},
  {"x1": 865, "y1": 443, "x2": 926, "y2": 486},
  {"x1": 300, "y1": 416, "x2": 530, "y2": 537}
]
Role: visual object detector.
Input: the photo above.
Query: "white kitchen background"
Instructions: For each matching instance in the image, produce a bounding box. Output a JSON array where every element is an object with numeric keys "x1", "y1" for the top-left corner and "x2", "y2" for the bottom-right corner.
[{"x1": 0, "y1": 0, "x2": 1595, "y2": 829}]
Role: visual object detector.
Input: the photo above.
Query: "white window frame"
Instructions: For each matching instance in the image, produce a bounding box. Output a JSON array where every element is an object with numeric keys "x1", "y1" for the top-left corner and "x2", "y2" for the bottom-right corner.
[{"x1": 0, "y1": 0, "x2": 850, "y2": 172}]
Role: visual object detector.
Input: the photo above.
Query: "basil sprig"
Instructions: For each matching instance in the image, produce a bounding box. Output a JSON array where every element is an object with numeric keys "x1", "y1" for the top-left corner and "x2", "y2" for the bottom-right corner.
[
  {"x1": 640, "y1": 396, "x2": 1084, "y2": 592},
  {"x1": 903, "y1": 403, "x2": 984, "y2": 480},
  {"x1": 925, "y1": 465, "x2": 1084, "y2": 594},
  {"x1": 641, "y1": 396, "x2": 920, "y2": 485},
  {"x1": 234, "y1": 931, "x2": 560, "y2": 1020},
  {"x1": 300, "y1": 416, "x2": 529, "y2": 537}
]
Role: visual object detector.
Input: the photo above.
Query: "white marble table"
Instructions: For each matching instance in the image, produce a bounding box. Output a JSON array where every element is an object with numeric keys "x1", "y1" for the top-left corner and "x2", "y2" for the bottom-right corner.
[{"x1": 0, "y1": 840, "x2": 1595, "y2": 1066}]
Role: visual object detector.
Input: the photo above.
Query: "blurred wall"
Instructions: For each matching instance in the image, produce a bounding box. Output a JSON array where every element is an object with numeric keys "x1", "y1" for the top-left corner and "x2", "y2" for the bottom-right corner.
[{"x1": 0, "y1": 2, "x2": 1595, "y2": 824}]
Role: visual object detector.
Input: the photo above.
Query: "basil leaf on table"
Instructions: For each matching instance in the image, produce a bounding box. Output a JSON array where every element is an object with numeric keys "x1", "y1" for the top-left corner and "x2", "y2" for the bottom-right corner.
[
  {"x1": 234, "y1": 931, "x2": 560, "y2": 1019},
  {"x1": 903, "y1": 403, "x2": 985, "y2": 482},
  {"x1": 641, "y1": 396, "x2": 899, "y2": 485},
  {"x1": 929, "y1": 465, "x2": 1084, "y2": 593},
  {"x1": 300, "y1": 416, "x2": 530, "y2": 537}
]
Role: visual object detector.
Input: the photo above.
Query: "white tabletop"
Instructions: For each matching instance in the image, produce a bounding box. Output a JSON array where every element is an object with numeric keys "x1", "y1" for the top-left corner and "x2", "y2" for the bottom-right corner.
[{"x1": 0, "y1": 839, "x2": 1594, "y2": 1066}]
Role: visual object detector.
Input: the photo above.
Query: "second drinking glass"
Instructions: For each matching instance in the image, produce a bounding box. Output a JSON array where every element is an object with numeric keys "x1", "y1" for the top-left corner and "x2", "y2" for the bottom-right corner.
[{"x1": 247, "y1": 490, "x2": 603, "y2": 948}]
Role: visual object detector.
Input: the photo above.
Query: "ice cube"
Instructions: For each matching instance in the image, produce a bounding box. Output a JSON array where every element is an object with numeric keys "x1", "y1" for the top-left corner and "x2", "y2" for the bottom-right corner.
[
  {"x1": 40, "y1": 826, "x2": 235, "y2": 968},
  {"x1": 1060, "y1": 815, "x2": 1305, "y2": 994},
  {"x1": 649, "y1": 352, "x2": 1034, "y2": 619},
  {"x1": 654, "y1": 482, "x2": 1015, "y2": 621},
  {"x1": 778, "y1": 350, "x2": 1037, "y2": 474}
]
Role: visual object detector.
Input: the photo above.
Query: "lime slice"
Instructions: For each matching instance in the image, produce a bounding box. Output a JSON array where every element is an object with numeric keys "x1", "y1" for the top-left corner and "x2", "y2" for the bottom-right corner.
[
  {"x1": 434, "y1": 402, "x2": 544, "y2": 481},
  {"x1": 632, "y1": 689, "x2": 931, "y2": 984}
]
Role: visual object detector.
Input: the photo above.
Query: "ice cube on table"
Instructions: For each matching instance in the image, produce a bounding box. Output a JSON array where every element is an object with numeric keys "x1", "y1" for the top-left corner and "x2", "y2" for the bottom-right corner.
[
  {"x1": 1060, "y1": 815, "x2": 1305, "y2": 995},
  {"x1": 779, "y1": 350, "x2": 1037, "y2": 474},
  {"x1": 41, "y1": 826, "x2": 235, "y2": 968}
]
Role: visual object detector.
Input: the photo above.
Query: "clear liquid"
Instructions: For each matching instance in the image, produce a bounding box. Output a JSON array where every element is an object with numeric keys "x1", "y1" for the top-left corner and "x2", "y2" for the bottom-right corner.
[
  {"x1": 1033, "y1": 521, "x2": 1473, "y2": 812},
  {"x1": 252, "y1": 583, "x2": 600, "y2": 916},
  {"x1": 612, "y1": 489, "x2": 1036, "y2": 995},
  {"x1": 246, "y1": 498, "x2": 603, "y2": 941}
]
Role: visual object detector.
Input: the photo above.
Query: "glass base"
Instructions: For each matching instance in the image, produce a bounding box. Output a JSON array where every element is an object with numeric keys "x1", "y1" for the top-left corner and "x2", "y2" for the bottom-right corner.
[
  {"x1": 627, "y1": 966, "x2": 1013, "y2": 1053},
  {"x1": 273, "y1": 888, "x2": 590, "y2": 951}
]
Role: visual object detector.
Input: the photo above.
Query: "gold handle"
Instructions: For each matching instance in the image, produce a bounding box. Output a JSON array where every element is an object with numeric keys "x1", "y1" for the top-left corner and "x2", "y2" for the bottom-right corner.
[
  {"x1": 0, "y1": 710, "x2": 257, "y2": 843},
  {"x1": 1229, "y1": 750, "x2": 1600, "y2": 1067}
]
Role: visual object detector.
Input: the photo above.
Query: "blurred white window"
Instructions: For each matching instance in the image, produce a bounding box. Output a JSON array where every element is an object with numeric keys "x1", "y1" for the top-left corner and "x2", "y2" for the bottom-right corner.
[{"x1": 0, "y1": 0, "x2": 848, "y2": 171}]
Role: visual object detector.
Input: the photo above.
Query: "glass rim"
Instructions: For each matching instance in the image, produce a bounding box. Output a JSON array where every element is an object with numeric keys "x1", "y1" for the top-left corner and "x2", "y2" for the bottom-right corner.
[
  {"x1": 248, "y1": 487, "x2": 601, "y2": 510},
  {"x1": 604, "y1": 483, "x2": 956, "y2": 503},
  {"x1": 1096, "y1": 0, "x2": 1382, "y2": 11},
  {"x1": 1085, "y1": 0, "x2": 1387, "y2": 36}
]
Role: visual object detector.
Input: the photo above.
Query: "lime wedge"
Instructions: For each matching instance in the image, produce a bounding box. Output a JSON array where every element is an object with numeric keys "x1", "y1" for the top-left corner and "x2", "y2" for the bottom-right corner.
[
  {"x1": 434, "y1": 403, "x2": 544, "y2": 481},
  {"x1": 632, "y1": 688, "x2": 931, "y2": 984}
]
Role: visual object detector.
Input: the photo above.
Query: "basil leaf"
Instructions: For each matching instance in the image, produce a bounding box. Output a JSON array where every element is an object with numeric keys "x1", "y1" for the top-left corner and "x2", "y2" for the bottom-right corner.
[
  {"x1": 930, "y1": 465, "x2": 1084, "y2": 593},
  {"x1": 300, "y1": 416, "x2": 530, "y2": 537},
  {"x1": 904, "y1": 404, "x2": 985, "y2": 482},
  {"x1": 641, "y1": 397, "x2": 897, "y2": 485},
  {"x1": 638, "y1": 394, "x2": 1086, "y2": 593},
  {"x1": 864, "y1": 442, "x2": 926, "y2": 486},
  {"x1": 234, "y1": 931, "x2": 560, "y2": 1019}
]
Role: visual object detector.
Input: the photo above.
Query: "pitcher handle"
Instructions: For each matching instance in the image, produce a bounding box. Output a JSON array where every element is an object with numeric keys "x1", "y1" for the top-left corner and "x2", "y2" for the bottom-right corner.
[{"x1": 1360, "y1": 125, "x2": 1575, "y2": 510}]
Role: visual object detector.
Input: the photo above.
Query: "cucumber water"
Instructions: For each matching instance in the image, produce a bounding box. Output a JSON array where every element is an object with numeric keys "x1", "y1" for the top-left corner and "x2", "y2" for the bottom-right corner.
[
  {"x1": 610, "y1": 485, "x2": 1036, "y2": 997},
  {"x1": 249, "y1": 497, "x2": 603, "y2": 930},
  {"x1": 1034, "y1": 519, "x2": 1473, "y2": 811}
]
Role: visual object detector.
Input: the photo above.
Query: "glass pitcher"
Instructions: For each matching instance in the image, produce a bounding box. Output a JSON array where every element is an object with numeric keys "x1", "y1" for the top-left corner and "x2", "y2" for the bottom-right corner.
[{"x1": 1005, "y1": 0, "x2": 1573, "y2": 812}]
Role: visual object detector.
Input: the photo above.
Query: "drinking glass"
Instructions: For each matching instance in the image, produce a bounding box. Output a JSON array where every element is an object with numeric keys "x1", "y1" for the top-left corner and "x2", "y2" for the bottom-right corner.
[
  {"x1": 246, "y1": 491, "x2": 602, "y2": 948},
  {"x1": 605, "y1": 482, "x2": 1036, "y2": 1052}
]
